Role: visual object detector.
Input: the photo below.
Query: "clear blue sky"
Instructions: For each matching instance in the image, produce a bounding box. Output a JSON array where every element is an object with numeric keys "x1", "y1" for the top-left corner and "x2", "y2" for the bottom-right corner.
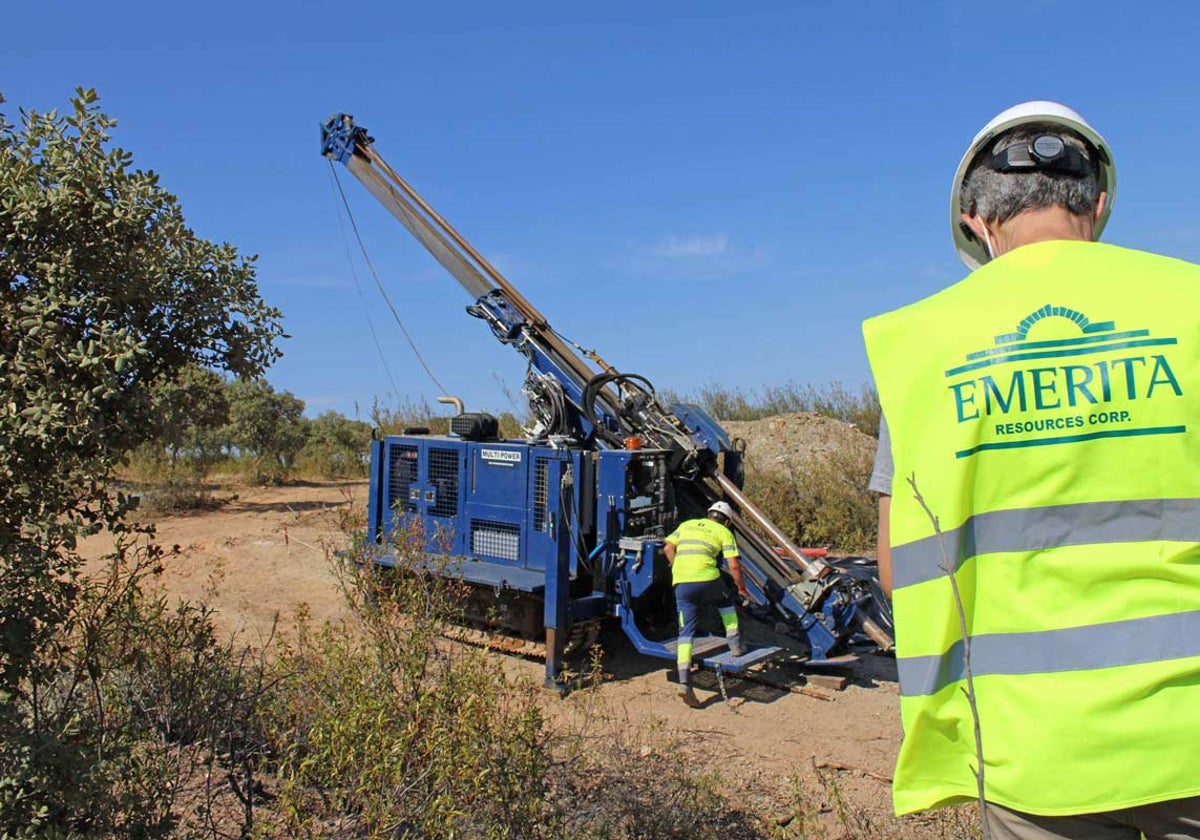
[{"x1": 6, "y1": 2, "x2": 1200, "y2": 421}]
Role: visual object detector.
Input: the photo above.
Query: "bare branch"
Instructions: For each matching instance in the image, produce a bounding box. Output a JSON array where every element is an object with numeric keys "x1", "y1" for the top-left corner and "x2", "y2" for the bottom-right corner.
[{"x1": 907, "y1": 473, "x2": 991, "y2": 839}]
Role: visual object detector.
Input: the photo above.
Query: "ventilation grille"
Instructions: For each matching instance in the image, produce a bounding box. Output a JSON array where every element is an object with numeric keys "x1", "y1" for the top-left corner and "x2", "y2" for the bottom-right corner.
[
  {"x1": 471, "y1": 520, "x2": 520, "y2": 562},
  {"x1": 427, "y1": 447, "x2": 459, "y2": 518},
  {"x1": 532, "y1": 458, "x2": 549, "y2": 532},
  {"x1": 387, "y1": 444, "x2": 419, "y2": 513}
]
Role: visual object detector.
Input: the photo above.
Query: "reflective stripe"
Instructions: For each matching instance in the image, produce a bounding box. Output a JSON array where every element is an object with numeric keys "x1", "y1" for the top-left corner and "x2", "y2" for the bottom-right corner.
[
  {"x1": 892, "y1": 498, "x2": 1200, "y2": 589},
  {"x1": 898, "y1": 609, "x2": 1200, "y2": 696},
  {"x1": 675, "y1": 538, "x2": 720, "y2": 561}
]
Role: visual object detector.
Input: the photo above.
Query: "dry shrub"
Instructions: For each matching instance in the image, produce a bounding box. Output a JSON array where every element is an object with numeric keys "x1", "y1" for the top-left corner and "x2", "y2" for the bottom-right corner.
[
  {"x1": 744, "y1": 443, "x2": 878, "y2": 553},
  {"x1": 546, "y1": 689, "x2": 770, "y2": 839},
  {"x1": 1, "y1": 537, "x2": 276, "y2": 839},
  {"x1": 370, "y1": 397, "x2": 525, "y2": 439},
  {"x1": 263, "y1": 532, "x2": 554, "y2": 839},
  {"x1": 665, "y1": 381, "x2": 883, "y2": 551},
  {"x1": 133, "y1": 478, "x2": 231, "y2": 516},
  {"x1": 773, "y1": 765, "x2": 982, "y2": 839},
  {"x1": 261, "y1": 525, "x2": 779, "y2": 839}
]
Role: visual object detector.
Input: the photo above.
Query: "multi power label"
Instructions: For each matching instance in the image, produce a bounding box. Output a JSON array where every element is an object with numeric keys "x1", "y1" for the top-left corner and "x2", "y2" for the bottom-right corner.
[{"x1": 480, "y1": 449, "x2": 522, "y2": 465}]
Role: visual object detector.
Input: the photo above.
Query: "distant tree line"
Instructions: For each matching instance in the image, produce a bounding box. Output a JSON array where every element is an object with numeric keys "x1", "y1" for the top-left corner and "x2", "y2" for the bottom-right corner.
[
  {"x1": 135, "y1": 367, "x2": 373, "y2": 484},
  {"x1": 135, "y1": 372, "x2": 536, "y2": 487}
]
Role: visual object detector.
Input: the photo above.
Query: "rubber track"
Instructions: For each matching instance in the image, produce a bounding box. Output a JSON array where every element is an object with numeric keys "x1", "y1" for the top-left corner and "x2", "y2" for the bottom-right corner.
[{"x1": 441, "y1": 620, "x2": 601, "y2": 660}]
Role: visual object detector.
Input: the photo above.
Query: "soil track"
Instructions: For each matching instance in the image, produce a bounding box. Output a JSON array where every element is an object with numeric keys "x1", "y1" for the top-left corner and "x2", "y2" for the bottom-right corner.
[{"x1": 82, "y1": 473, "x2": 913, "y2": 830}]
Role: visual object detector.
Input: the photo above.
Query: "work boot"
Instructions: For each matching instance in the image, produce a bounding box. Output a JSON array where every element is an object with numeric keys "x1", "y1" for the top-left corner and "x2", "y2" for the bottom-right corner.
[
  {"x1": 678, "y1": 684, "x2": 702, "y2": 708},
  {"x1": 727, "y1": 632, "x2": 746, "y2": 658}
]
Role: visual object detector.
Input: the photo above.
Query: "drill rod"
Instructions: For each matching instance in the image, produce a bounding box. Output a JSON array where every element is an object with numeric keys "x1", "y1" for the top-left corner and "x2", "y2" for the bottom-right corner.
[{"x1": 714, "y1": 472, "x2": 829, "y2": 580}]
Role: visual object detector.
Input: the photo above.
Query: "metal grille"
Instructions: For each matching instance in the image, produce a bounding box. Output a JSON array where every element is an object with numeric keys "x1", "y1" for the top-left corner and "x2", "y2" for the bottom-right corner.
[
  {"x1": 471, "y1": 520, "x2": 520, "y2": 562},
  {"x1": 387, "y1": 444, "x2": 419, "y2": 512},
  {"x1": 532, "y1": 458, "x2": 549, "y2": 532},
  {"x1": 427, "y1": 448, "x2": 460, "y2": 518}
]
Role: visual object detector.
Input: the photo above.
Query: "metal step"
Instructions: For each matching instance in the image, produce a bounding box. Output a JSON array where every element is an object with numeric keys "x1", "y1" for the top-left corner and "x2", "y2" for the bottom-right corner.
[
  {"x1": 664, "y1": 635, "x2": 782, "y2": 673},
  {"x1": 699, "y1": 645, "x2": 781, "y2": 672}
]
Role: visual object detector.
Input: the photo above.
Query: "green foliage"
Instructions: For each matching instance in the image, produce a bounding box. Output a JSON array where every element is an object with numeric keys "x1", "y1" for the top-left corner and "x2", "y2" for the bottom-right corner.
[
  {"x1": 669, "y1": 381, "x2": 881, "y2": 437},
  {"x1": 147, "y1": 366, "x2": 231, "y2": 469},
  {"x1": 0, "y1": 87, "x2": 283, "y2": 834},
  {"x1": 0, "y1": 89, "x2": 283, "y2": 500},
  {"x1": 264, "y1": 530, "x2": 775, "y2": 839},
  {"x1": 267, "y1": 531, "x2": 553, "y2": 839},
  {"x1": 225, "y1": 379, "x2": 307, "y2": 484},
  {"x1": 294, "y1": 410, "x2": 371, "y2": 479}
]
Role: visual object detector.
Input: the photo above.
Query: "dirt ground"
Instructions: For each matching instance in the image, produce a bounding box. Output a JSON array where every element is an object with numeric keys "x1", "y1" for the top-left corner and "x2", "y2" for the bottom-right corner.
[{"x1": 80, "y1": 468, "x2": 919, "y2": 833}]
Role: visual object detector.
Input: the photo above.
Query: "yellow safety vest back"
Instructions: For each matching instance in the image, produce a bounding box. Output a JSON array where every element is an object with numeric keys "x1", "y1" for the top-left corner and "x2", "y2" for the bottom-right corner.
[
  {"x1": 863, "y1": 240, "x2": 1200, "y2": 816},
  {"x1": 664, "y1": 518, "x2": 737, "y2": 585}
]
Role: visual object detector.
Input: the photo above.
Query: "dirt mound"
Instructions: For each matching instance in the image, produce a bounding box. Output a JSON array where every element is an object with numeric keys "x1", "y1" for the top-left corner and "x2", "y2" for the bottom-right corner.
[{"x1": 722, "y1": 411, "x2": 876, "y2": 476}]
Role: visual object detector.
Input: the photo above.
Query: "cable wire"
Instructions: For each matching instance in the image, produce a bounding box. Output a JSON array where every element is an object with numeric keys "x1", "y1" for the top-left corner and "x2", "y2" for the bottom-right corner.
[
  {"x1": 326, "y1": 163, "x2": 400, "y2": 400},
  {"x1": 558, "y1": 469, "x2": 594, "y2": 577},
  {"x1": 329, "y1": 161, "x2": 450, "y2": 396}
]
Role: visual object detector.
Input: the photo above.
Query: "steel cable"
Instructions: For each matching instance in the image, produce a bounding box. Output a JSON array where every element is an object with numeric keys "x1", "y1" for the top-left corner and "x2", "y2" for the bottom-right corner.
[
  {"x1": 329, "y1": 161, "x2": 450, "y2": 396},
  {"x1": 326, "y1": 164, "x2": 400, "y2": 399}
]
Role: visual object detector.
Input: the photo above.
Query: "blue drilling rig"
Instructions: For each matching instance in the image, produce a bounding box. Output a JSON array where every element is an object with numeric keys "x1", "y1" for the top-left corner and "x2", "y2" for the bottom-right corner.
[{"x1": 321, "y1": 114, "x2": 893, "y2": 688}]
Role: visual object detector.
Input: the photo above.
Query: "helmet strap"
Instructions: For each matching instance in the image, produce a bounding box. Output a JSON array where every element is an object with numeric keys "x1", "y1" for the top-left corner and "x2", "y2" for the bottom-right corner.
[{"x1": 987, "y1": 134, "x2": 1094, "y2": 176}]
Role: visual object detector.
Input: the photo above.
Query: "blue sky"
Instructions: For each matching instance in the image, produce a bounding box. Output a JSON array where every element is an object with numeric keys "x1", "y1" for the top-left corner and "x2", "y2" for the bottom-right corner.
[{"x1": 5, "y1": 2, "x2": 1200, "y2": 420}]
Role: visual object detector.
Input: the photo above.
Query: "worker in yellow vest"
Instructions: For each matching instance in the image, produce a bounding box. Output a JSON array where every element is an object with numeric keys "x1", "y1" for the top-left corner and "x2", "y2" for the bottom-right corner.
[
  {"x1": 662, "y1": 501, "x2": 749, "y2": 708},
  {"x1": 863, "y1": 101, "x2": 1200, "y2": 838}
]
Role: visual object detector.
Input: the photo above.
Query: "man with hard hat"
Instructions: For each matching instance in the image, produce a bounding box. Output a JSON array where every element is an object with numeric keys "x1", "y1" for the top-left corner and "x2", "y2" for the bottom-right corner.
[
  {"x1": 863, "y1": 102, "x2": 1200, "y2": 837},
  {"x1": 662, "y1": 501, "x2": 750, "y2": 708}
]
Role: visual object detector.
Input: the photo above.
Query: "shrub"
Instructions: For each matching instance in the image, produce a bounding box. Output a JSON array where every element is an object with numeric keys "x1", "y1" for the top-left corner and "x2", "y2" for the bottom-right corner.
[
  {"x1": 264, "y1": 532, "x2": 554, "y2": 839},
  {"x1": 294, "y1": 411, "x2": 372, "y2": 480},
  {"x1": 743, "y1": 443, "x2": 878, "y2": 553},
  {"x1": 0, "y1": 537, "x2": 274, "y2": 839}
]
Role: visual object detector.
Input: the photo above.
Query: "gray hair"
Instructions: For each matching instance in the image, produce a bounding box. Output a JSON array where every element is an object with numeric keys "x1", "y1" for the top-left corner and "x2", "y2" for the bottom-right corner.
[{"x1": 962, "y1": 123, "x2": 1102, "y2": 225}]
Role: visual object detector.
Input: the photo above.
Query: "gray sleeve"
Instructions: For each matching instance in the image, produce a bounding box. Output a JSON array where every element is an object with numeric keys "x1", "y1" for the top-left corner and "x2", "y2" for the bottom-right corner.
[{"x1": 868, "y1": 413, "x2": 893, "y2": 495}]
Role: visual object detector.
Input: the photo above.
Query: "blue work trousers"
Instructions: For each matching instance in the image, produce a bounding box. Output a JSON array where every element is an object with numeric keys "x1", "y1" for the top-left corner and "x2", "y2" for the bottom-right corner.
[{"x1": 674, "y1": 578, "x2": 736, "y2": 642}]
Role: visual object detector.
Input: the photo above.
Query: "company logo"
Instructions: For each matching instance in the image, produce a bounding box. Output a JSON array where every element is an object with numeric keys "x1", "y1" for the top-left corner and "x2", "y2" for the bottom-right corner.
[
  {"x1": 946, "y1": 305, "x2": 1184, "y2": 458},
  {"x1": 480, "y1": 449, "x2": 522, "y2": 465}
]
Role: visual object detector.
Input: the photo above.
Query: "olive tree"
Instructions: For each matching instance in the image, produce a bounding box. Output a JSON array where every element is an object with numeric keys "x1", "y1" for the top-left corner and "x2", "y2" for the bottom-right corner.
[
  {"x1": 0, "y1": 88, "x2": 283, "y2": 835},
  {"x1": 147, "y1": 364, "x2": 231, "y2": 469},
  {"x1": 226, "y1": 378, "x2": 308, "y2": 483},
  {"x1": 298, "y1": 410, "x2": 372, "y2": 478}
]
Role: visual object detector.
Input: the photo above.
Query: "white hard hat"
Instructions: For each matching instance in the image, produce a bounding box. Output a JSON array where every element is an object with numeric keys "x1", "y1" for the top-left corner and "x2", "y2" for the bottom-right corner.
[
  {"x1": 951, "y1": 101, "x2": 1116, "y2": 270},
  {"x1": 708, "y1": 501, "x2": 735, "y2": 519}
]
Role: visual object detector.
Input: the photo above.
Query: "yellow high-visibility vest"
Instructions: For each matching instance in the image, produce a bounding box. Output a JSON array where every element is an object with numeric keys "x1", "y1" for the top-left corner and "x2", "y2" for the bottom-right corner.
[
  {"x1": 664, "y1": 518, "x2": 737, "y2": 585},
  {"x1": 863, "y1": 240, "x2": 1200, "y2": 816}
]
